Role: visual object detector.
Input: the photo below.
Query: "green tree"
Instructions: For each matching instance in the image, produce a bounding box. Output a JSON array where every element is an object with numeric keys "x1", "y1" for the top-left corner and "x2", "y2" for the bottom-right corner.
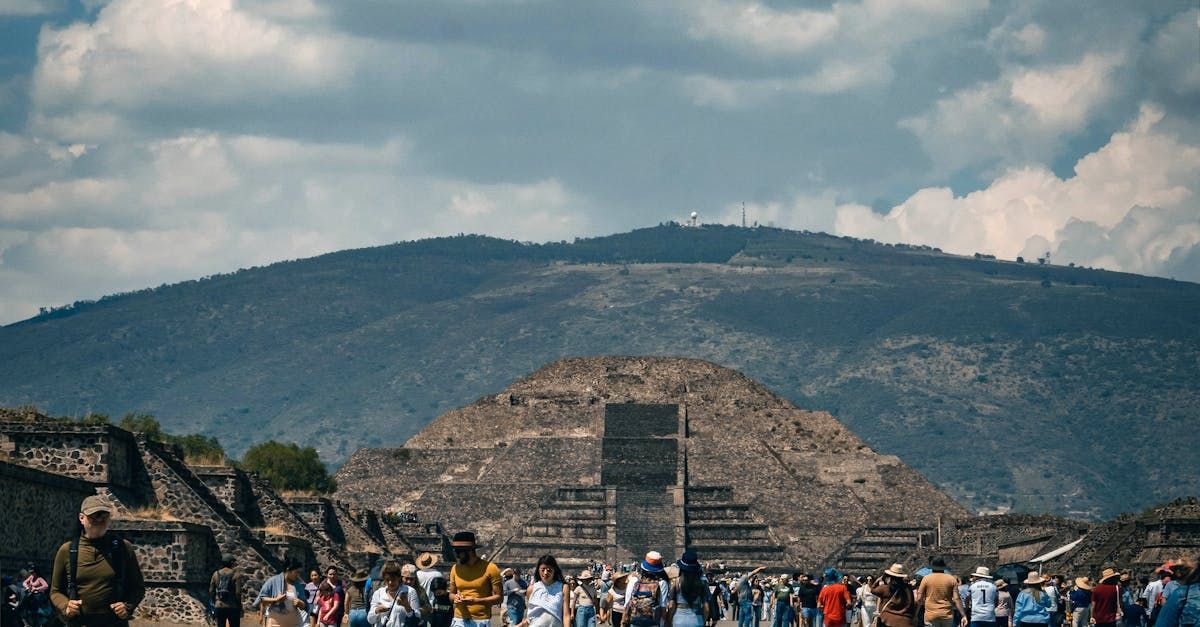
[
  {"x1": 169, "y1": 433, "x2": 226, "y2": 464},
  {"x1": 119, "y1": 413, "x2": 225, "y2": 462},
  {"x1": 119, "y1": 413, "x2": 166, "y2": 440},
  {"x1": 241, "y1": 441, "x2": 336, "y2": 493}
]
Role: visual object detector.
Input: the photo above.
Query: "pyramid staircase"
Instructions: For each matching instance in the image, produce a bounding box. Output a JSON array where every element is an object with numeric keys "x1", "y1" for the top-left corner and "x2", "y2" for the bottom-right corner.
[
  {"x1": 685, "y1": 486, "x2": 787, "y2": 567},
  {"x1": 833, "y1": 523, "x2": 937, "y2": 574},
  {"x1": 494, "y1": 487, "x2": 613, "y2": 570}
]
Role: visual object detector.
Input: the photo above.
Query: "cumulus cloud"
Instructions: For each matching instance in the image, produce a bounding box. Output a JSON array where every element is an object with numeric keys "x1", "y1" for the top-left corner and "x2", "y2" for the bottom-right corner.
[
  {"x1": 835, "y1": 105, "x2": 1200, "y2": 279},
  {"x1": 901, "y1": 52, "x2": 1122, "y2": 175},
  {"x1": 672, "y1": 0, "x2": 987, "y2": 105},
  {"x1": 0, "y1": 131, "x2": 593, "y2": 322},
  {"x1": 31, "y1": 0, "x2": 361, "y2": 141}
]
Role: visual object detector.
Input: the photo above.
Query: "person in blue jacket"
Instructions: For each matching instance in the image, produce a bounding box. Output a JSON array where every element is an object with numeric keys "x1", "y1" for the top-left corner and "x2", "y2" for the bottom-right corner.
[
  {"x1": 1154, "y1": 559, "x2": 1199, "y2": 627},
  {"x1": 1013, "y1": 573, "x2": 1053, "y2": 627}
]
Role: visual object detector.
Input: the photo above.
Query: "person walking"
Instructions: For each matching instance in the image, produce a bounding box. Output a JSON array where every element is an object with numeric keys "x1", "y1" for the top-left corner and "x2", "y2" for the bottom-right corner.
[
  {"x1": 818, "y1": 570, "x2": 852, "y2": 627},
  {"x1": 49, "y1": 495, "x2": 146, "y2": 627},
  {"x1": 447, "y1": 532, "x2": 502, "y2": 627},
  {"x1": 519, "y1": 556, "x2": 568, "y2": 627},
  {"x1": 1013, "y1": 574, "x2": 1052, "y2": 627},
  {"x1": 796, "y1": 575, "x2": 821, "y2": 627},
  {"x1": 1092, "y1": 570, "x2": 1124, "y2": 627},
  {"x1": 255, "y1": 558, "x2": 307, "y2": 627},
  {"x1": 917, "y1": 558, "x2": 967, "y2": 627},
  {"x1": 573, "y1": 570, "x2": 598, "y2": 627},
  {"x1": 735, "y1": 568, "x2": 768, "y2": 627},
  {"x1": 307, "y1": 570, "x2": 323, "y2": 627},
  {"x1": 857, "y1": 577, "x2": 879, "y2": 627},
  {"x1": 667, "y1": 549, "x2": 708, "y2": 627},
  {"x1": 504, "y1": 569, "x2": 529, "y2": 627},
  {"x1": 966, "y1": 568, "x2": 998, "y2": 627},
  {"x1": 995, "y1": 580, "x2": 1013, "y2": 627},
  {"x1": 604, "y1": 572, "x2": 630, "y2": 627},
  {"x1": 871, "y1": 564, "x2": 916, "y2": 627},
  {"x1": 368, "y1": 562, "x2": 422, "y2": 627},
  {"x1": 209, "y1": 553, "x2": 243, "y2": 627},
  {"x1": 776, "y1": 576, "x2": 796, "y2": 627},
  {"x1": 1068, "y1": 578, "x2": 1091, "y2": 627},
  {"x1": 623, "y1": 553, "x2": 671, "y2": 627},
  {"x1": 344, "y1": 569, "x2": 370, "y2": 627},
  {"x1": 1152, "y1": 555, "x2": 1199, "y2": 627}
]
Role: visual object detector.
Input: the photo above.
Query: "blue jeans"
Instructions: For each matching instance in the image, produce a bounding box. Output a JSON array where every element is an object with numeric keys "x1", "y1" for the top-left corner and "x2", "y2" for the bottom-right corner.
[
  {"x1": 508, "y1": 606, "x2": 525, "y2": 626},
  {"x1": 774, "y1": 603, "x2": 792, "y2": 627},
  {"x1": 575, "y1": 605, "x2": 596, "y2": 627},
  {"x1": 673, "y1": 607, "x2": 705, "y2": 627},
  {"x1": 740, "y1": 603, "x2": 755, "y2": 627},
  {"x1": 802, "y1": 608, "x2": 819, "y2": 627},
  {"x1": 348, "y1": 609, "x2": 369, "y2": 627}
]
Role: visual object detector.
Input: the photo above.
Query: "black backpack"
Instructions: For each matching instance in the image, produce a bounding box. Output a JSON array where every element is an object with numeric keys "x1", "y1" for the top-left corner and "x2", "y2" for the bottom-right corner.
[{"x1": 216, "y1": 571, "x2": 236, "y2": 605}]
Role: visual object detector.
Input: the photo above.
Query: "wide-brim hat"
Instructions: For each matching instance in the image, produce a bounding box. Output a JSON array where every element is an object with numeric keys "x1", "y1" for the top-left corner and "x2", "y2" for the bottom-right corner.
[
  {"x1": 1024, "y1": 573, "x2": 1046, "y2": 586},
  {"x1": 642, "y1": 551, "x2": 666, "y2": 574},
  {"x1": 1075, "y1": 577, "x2": 1092, "y2": 590},
  {"x1": 676, "y1": 548, "x2": 703, "y2": 574},
  {"x1": 417, "y1": 552, "x2": 440, "y2": 569},
  {"x1": 1099, "y1": 568, "x2": 1120, "y2": 584},
  {"x1": 612, "y1": 571, "x2": 631, "y2": 583},
  {"x1": 578, "y1": 570, "x2": 594, "y2": 581},
  {"x1": 883, "y1": 564, "x2": 908, "y2": 578},
  {"x1": 451, "y1": 531, "x2": 477, "y2": 550},
  {"x1": 350, "y1": 569, "x2": 369, "y2": 583},
  {"x1": 971, "y1": 567, "x2": 992, "y2": 579}
]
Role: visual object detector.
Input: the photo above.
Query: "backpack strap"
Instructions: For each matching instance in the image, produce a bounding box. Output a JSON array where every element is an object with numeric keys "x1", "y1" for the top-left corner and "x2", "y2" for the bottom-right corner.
[
  {"x1": 68, "y1": 538, "x2": 80, "y2": 601},
  {"x1": 106, "y1": 537, "x2": 125, "y2": 604}
]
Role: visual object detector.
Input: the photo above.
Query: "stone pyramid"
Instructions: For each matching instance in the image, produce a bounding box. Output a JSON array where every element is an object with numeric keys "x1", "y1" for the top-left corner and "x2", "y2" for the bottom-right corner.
[{"x1": 336, "y1": 357, "x2": 969, "y2": 569}]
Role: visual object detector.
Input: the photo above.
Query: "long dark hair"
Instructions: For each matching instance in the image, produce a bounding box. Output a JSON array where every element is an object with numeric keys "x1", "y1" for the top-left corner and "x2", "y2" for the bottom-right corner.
[
  {"x1": 677, "y1": 570, "x2": 706, "y2": 608},
  {"x1": 1182, "y1": 555, "x2": 1200, "y2": 586},
  {"x1": 536, "y1": 555, "x2": 564, "y2": 584}
]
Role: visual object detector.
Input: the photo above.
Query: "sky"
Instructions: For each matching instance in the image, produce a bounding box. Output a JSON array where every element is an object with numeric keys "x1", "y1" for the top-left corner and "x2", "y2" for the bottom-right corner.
[{"x1": 0, "y1": 0, "x2": 1197, "y2": 324}]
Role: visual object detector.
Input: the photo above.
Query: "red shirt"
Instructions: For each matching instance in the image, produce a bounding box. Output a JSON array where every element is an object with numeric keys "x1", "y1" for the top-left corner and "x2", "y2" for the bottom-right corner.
[
  {"x1": 819, "y1": 584, "x2": 852, "y2": 624},
  {"x1": 1091, "y1": 584, "x2": 1121, "y2": 624}
]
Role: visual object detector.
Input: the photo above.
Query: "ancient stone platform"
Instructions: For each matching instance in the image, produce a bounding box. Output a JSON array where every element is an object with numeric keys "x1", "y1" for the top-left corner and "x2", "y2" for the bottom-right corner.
[
  {"x1": 336, "y1": 357, "x2": 971, "y2": 569},
  {"x1": 0, "y1": 412, "x2": 440, "y2": 624}
]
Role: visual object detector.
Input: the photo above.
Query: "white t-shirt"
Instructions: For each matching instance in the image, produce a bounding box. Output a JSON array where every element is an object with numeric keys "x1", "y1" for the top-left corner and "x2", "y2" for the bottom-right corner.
[{"x1": 529, "y1": 581, "x2": 565, "y2": 623}]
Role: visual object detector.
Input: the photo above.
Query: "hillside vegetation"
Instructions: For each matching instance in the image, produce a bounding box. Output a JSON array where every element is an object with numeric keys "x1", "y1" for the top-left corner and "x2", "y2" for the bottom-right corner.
[{"x1": 2, "y1": 224, "x2": 1197, "y2": 518}]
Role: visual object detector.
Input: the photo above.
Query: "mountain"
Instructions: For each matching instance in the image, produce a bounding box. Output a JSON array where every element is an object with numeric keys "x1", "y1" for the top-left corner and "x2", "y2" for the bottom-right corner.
[{"x1": 2, "y1": 224, "x2": 1197, "y2": 517}]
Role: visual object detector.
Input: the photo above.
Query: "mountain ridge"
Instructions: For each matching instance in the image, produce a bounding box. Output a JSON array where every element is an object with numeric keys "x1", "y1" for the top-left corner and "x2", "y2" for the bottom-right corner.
[{"x1": 2, "y1": 224, "x2": 1197, "y2": 518}]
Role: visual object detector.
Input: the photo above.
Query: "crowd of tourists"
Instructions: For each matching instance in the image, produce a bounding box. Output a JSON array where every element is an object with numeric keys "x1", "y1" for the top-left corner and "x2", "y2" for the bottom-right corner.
[{"x1": 3, "y1": 495, "x2": 1199, "y2": 627}]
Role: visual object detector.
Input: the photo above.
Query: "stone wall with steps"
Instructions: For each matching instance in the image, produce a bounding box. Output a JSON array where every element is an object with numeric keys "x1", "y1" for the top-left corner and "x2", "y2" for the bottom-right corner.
[
  {"x1": 1, "y1": 418, "x2": 421, "y2": 623},
  {"x1": 0, "y1": 460, "x2": 99, "y2": 576}
]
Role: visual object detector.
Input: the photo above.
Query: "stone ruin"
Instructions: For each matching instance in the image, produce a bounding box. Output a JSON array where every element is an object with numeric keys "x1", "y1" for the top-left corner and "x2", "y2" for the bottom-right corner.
[
  {"x1": 829, "y1": 500, "x2": 1200, "y2": 581},
  {"x1": 335, "y1": 356, "x2": 971, "y2": 570},
  {"x1": 0, "y1": 412, "x2": 449, "y2": 624}
]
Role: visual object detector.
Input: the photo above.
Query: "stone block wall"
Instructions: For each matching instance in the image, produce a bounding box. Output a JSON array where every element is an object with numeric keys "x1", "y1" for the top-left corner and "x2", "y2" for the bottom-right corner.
[
  {"x1": 286, "y1": 497, "x2": 341, "y2": 543},
  {"x1": 192, "y1": 464, "x2": 266, "y2": 527},
  {"x1": 0, "y1": 460, "x2": 97, "y2": 575},
  {"x1": 0, "y1": 423, "x2": 136, "y2": 488},
  {"x1": 110, "y1": 521, "x2": 220, "y2": 585}
]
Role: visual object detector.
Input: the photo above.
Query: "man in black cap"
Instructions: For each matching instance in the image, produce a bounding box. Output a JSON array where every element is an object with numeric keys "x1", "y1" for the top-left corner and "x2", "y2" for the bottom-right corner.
[
  {"x1": 49, "y1": 495, "x2": 145, "y2": 627},
  {"x1": 210, "y1": 553, "x2": 242, "y2": 627},
  {"x1": 446, "y1": 532, "x2": 501, "y2": 627}
]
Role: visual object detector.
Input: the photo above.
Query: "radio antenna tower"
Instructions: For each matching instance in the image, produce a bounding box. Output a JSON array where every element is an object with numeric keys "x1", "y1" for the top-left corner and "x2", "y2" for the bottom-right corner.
[{"x1": 742, "y1": 202, "x2": 746, "y2": 228}]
